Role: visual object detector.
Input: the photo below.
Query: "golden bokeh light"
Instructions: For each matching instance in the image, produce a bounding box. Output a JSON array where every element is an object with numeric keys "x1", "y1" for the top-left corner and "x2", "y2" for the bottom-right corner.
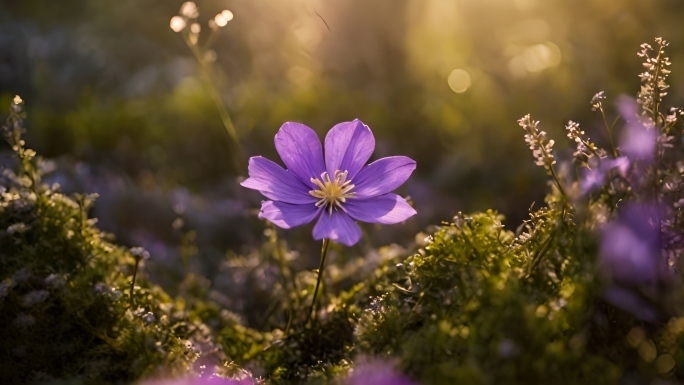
[
  {"x1": 507, "y1": 41, "x2": 562, "y2": 77},
  {"x1": 447, "y1": 68, "x2": 472, "y2": 93}
]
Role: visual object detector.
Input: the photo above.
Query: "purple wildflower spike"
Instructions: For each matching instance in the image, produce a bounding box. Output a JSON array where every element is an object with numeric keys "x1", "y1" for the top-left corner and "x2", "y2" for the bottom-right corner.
[{"x1": 242, "y1": 119, "x2": 417, "y2": 246}]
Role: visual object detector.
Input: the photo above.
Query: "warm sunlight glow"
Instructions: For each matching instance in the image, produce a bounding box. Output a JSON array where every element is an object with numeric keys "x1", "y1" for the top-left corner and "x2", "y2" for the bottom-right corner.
[
  {"x1": 508, "y1": 41, "x2": 562, "y2": 77},
  {"x1": 523, "y1": 42, "x2": 561, "y2": 73},
  {"x1": 293, "y1": 22, "x2": 323, "y2": 49},
  {"x1": 447, "y1": 69, "x2": 472, "y2": 93}
]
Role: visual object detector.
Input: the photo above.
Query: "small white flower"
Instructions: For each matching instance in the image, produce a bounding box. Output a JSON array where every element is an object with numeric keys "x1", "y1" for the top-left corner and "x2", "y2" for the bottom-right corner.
[
  {"x1": 214, "y1": 10, "x2": 234, "y2": 27},
  {"x1": 143, "y1": 312, "x2": 156, "y2": 324},
  {"x1": 179, "y1": 2, "x2": 199, "y2": 19},
  {"x1": 45, "y1": 274, "x2": 66, "y2": 289},
  {"x1": 130, "y1": 246, "x2": 150, "y2": 260},
  {"x1": 7, "y1": 222, "x2": 28, "y2": 235},
  {"x1": 170, "y1": 16, "x2": 187, "y2": 33},
  {"x1": 590, "y1": 91, "x2": 605, "y2": 111}
]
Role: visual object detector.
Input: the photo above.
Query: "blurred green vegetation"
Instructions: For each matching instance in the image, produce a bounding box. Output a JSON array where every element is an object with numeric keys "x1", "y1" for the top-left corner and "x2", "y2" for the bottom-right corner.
[{"x1": 3, "y1": 0, "x2": 684, "y2": 231}]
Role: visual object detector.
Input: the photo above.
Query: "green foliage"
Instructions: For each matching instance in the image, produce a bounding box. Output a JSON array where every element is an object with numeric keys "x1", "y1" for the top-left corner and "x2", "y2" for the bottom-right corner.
[
  {"x1": 213, "y1": 252, "x2": 363, "y2": 384},
  {"x1": 354, "y1": 210, "x2": 620, "y2": 384},
  {"x1": 253, "y1": 309, "x2": 356, "y2": 385},
  {"x1": 0, "y1": 100, "x2": 239, "y2": 384}
]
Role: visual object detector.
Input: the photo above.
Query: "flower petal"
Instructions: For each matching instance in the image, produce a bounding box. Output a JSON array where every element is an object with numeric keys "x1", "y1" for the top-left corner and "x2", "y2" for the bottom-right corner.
[
  {"x1": 352, "y1": 156, "x2": 416, "y2": 198},
  {"x1": 313, "y1": 210, "x2": 362, "y2": 246},
  {"x1": 275, "y1": 122, "x2": 326, "y2": 187},
  {"x1": 258, "y1": 200, "x2": 321, "y2": 229},
  {"x1": 344, "y1": 194, "x2": 416, "y2": 224},
  {"x1": 241, "y1": 157, "x2": 316, "y2": 204},
  {"x1": 324, "y1": 119, "x2": 375, "y2": 179}
]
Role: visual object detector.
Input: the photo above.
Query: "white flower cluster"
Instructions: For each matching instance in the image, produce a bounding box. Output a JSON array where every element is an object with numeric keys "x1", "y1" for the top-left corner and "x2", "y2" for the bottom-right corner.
[
  {"x1": 565, "y1": 120, "x2": 583, "y2": 143},
  {"x1": 637, "y1": 37, "x2": 671, "y2": 119},
  {"x1": 170, "y1": 2, "x2": 234, "y2": 46},
  {"x1": 94, "y1": 282, "x2": 123, "y2": 300},
  {"x1": 590, "y1": 91, "x2": 605, "y2": 111},
  {"x1": 130, "y1": 246, "x2": 150, "y2": 260},
  {"x1": 133, "y1": 307, "x2": 156, "y2": 324},
  {"x1": 665, "y1": 107, "x2": 681, "y2": 124},
  {"x1": 518, "y1": 114, "x2": 556, "y2": 170},
  {"x1": 565, "y1": 120, "x2": 604, "y2": 163}
]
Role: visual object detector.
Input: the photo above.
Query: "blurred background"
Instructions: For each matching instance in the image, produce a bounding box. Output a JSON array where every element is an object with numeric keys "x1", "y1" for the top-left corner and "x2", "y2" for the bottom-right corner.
[{"x1": 1, "y1": 0, "x2": 684, "y2": 304}]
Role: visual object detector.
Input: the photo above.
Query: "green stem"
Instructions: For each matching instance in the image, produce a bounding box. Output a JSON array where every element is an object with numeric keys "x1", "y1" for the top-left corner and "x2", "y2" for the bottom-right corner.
[
  {"x1": 524, "y1": 234, "x2": 554, "y2": 279},
  {"x1": 183, "y1": 33, "x2": 243, "y2": 170},
  {"x1": 309, "y1": 239, "x2": 330, "y2": 324},
  {"x1": 599, "y1": 106, "x2": 618, "y2": 158},
  {"x1": 129, "y1": 257, "x2": 140, "y2": 308},
  {"x1": 536, "y1": 138, "x2": 566, "y2": 197},
  {"x1": 652, "y1": 48, "x2": 662, "y2": 122},
  {"x1": 269, "y1": 226, "x2": 299, "y2": 334},
  {"x1": 548, "y1": 162, "x2": 567, "y2": 198}
]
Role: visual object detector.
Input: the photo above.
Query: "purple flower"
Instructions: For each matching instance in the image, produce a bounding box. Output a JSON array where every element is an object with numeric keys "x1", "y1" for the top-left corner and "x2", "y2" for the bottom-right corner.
[
  {"x1": 599, "y1": 203, "x2": 663, "y2": 321},
  {"x1": 579, "y1": 156, "x2": 629, "y2": 195},
  {"x1": 616, "y1": 95, "x2": 657, "y2": 161},
  {"x1": 241, "y1": 119, "x2": 417, "y2": 246},
  {"x1": 345, "y1": 359, "x2": 418, "y2": 385},
  {"x1": 599, "y1": 203, "x2": 660, "y2": 285},
  {"x1": 141, "y1": 374, "x2": 251, "y2": 385}
]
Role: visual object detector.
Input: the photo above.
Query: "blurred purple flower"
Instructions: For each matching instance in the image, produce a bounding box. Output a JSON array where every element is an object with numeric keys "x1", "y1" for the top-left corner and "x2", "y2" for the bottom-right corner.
[
  {"x1": 599, "y1": 203, "x2": 662, "y2": 321},
  {"x1": 599, "y1": 203, "x2": 660, "y2": 285},
  {"x1": 141, "y1": 374, "x2": 251, "y2": 385},
  {"x1": 241, "y1": 119, "x2": 417, "y2": 246},
  {"x1": 616, "y1": 95, "x2": 657, "y2": 161},
  {"x1": 602, "y1": 286, "x2": 658, "y2": 323},
  {"x1": 345, "y1": 359, "x2": 418, "y2": 385},
  {"x1": 579, "y1": 156, "x2": 629, "y2": 194}
]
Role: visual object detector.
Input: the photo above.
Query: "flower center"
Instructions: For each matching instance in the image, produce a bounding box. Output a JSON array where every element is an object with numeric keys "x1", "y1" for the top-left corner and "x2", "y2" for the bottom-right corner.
[{"x1": 309, "y1": 170, "x2": 356, "y2": 214}]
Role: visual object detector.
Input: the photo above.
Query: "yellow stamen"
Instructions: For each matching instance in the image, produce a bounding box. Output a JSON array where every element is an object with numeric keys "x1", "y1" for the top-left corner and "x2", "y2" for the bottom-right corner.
[{"x1": 309, "y1": 170, "x2": 356, "y2": 215}]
